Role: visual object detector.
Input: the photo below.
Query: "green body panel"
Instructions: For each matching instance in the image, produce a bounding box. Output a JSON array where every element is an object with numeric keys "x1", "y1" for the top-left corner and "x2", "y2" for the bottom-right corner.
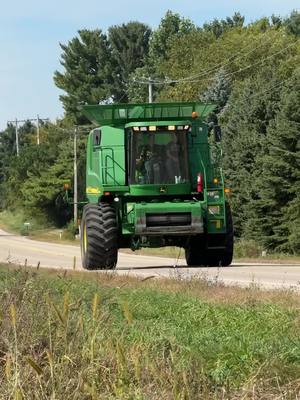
[
  {"x1": 129, "y1": 183, "x2": 191, "y2": 196},
  {"x1": 82, "y1": 102, "x2": 228, "y2": 249},
  {"x1": 133, "y1": 201, "x2": 203, "y2": 235},
  {"x1": 86, "y1": 125, "x2": 126, "y2": 202}
]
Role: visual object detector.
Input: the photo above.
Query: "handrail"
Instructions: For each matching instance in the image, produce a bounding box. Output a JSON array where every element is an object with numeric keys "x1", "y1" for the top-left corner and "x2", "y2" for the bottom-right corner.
[
  {"x1": 100, "y1": 148, "x2": 125, "y2": 186},
  {"x1": 100, "y1": 147, "x2": 113, "y2": 184},
  {"x1": 105, "y1": 154, "x2": 126, "y2": 173}
]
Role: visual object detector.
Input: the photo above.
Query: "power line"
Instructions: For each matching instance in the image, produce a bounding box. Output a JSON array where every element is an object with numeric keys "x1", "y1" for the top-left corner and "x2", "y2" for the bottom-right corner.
[
  {"x1": 138, "y1": 33, "x2": 278, "y2": 85},
  {"x1": 134, "y1": 11, "x2": 300, "y2": 87},
  {"x1": 225, "y1": 74, "x2": 294, "y2": 107},
  {"x1": 187, "y1": 41, "x2": 298, "y2": 84},
  {"x1": 23, "y1": 123, "x2": 93, "y2": 227},
  {"x1": 7, "y1": 116, "x2": 49, "y2": 156},
  {"x1": 245, "y1": 76, "x2": 294, "y2": 99},
  {"x1": 134, "y1": 39, "x2": 298, "y2": 88}
]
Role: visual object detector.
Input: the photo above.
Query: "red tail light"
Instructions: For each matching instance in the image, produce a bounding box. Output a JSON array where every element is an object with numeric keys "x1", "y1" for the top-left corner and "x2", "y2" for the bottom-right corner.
[{"x1": 197, "y1": 173, "x2": 203, "y2": 193}]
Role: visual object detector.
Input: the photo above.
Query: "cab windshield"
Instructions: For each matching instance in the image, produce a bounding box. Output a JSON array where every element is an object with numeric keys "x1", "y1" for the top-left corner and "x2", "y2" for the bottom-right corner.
[{"x1": 128, "y1": 127, "x2": 189, "y2": 185}]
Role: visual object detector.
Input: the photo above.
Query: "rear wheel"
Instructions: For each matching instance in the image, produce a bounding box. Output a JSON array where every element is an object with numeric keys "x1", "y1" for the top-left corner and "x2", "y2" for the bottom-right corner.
[
  {"x1": 185, "y1": 202, "x2": 233, "y2": 267},
  {"x1": 81, "y1": 203, "x2": 118, "y2": 270}
]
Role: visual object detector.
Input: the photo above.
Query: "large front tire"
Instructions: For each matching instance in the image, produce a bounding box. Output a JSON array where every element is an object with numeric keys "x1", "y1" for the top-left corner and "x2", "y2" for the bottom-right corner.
[{"x1": 81, "y1": 203, "x2": 118, "y2": 270}]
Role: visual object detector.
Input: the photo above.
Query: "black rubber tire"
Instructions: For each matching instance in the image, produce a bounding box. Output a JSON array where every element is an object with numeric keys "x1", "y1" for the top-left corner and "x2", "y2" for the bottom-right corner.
[
  {"x1": 185, "y1": 202, "x2": 234, "y2": 267},
  {"x1": 219, "y1": 202, "x2": 234, "y2": 266},
  {"x1": 81, "y1": 203, "x2": 118, "y2": 270},
  {"x1": 185, "y1": 238, "x2": 207, "y2": 266}
]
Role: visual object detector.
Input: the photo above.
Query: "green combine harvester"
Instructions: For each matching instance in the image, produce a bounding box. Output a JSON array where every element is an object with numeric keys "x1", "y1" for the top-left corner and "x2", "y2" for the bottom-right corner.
[{"x1": 80, "y1": 102, "x2": 233, "y2": 269}]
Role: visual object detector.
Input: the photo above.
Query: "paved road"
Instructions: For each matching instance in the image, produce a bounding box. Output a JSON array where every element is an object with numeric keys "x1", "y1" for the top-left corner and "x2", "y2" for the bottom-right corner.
[{"x1": 1, "y1": 229, "x2": 300, "y2": 290}]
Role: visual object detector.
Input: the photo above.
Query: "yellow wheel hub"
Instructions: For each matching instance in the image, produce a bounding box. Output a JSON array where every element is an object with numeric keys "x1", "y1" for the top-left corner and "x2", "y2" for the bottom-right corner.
[{"x1": 83, "y1": 223, "x2": 88, "y2": 253}]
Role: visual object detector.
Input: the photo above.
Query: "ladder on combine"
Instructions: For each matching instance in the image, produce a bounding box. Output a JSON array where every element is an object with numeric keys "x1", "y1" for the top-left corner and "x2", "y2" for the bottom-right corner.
[{"x1": 203, "y1": 163, "x2": 227, "y2": 250}]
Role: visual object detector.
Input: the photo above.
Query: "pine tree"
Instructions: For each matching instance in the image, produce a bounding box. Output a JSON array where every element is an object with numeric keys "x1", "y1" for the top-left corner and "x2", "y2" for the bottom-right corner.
[
  {"x1": 221, "y1": 70, "x2": 283, "y2": 236},
  {"x1": 200, "y1": 68, "x2": 232, "y2": 112},
  {"x1": 108, "y1": 22, "x2": 151, "y2": 102},
  {"x1": 246, "y1": 70, "x2": 300, "y2": 252},
  {"x1": 285, "y1": 10, "x2": 300, "y2": 37},
  {"x1": 54, "y1": 30, "x2": 112, "y2": 123}
]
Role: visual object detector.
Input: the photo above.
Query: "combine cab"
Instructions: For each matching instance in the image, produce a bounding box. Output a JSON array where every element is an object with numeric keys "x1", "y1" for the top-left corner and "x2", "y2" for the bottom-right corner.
[{"x1": 80, "y1": 102, "x2": 233, "y2": 269}]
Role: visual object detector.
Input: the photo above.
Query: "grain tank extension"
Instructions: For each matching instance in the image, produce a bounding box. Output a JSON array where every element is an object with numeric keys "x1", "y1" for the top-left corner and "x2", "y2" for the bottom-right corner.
[{"x1": 80, "y1": 102, "x2": 233, "y2": 269}]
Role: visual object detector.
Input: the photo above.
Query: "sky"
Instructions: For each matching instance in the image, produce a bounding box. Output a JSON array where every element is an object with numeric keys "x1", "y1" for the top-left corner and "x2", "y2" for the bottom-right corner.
[{"x1": 0, "y1": 0, "x2": 299, "y2": 130}]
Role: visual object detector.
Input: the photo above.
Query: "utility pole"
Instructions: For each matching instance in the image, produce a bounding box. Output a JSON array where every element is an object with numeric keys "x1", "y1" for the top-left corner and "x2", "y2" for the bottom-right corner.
[
  {"x1": 7, "y1": 119, "x2": 20, "y2": 156},
  {"x1": 15, "y1": 119, "x2": 19, "y2": 156},
  {"x1": 7, "y1": 116, "x2": 49, "y2": 155},
  {"x1": 55, "y1": 124, "x2": 94, "y2": 229},
  {"x1": 73, "y1": 126, "x2": 78, "y2": 227},
  {"x1": 36, "y1": 115, "x2": 40, "y2": 145},
  {"x1": 32, "y1": 115, "x2": 48, "y2": 145},
  {"x1": 148, "y1": 77, "x2": 153, "y2": 103}
]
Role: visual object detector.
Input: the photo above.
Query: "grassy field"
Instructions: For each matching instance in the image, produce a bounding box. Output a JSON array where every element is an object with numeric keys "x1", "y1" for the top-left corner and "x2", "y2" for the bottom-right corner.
[
  {"x1": 0, "y1": 263, "x2": 300, "y2": 399},
  {"x1": 0, "y1": 210, "x2": 78, "y2": 245}
]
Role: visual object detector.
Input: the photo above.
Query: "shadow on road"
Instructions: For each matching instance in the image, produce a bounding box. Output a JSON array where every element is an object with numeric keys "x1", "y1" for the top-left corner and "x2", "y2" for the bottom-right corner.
[
  {"x1": 118, "y1": 265, "x2": 233, "y2": 271},
  {"x1": 118, "y1": 265, "x2": 181, "y2": 271},
  {"x1": 118, "y1": 264, "x2": 258, "y2": 271},
  {"x1": 0, "y1": 234, "x2": 18, "y2": 237}
]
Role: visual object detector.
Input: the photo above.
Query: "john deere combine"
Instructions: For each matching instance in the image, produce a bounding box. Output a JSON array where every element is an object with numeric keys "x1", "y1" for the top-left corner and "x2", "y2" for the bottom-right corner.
[{"x1": 80, "y1": 102, "x2": 233, "y2": 269}]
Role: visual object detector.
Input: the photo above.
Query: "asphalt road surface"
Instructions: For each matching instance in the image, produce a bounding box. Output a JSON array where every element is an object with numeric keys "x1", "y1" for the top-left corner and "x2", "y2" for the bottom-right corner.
[{"x1": 1, "y1": 229, "x2": 300, "y2": 290}]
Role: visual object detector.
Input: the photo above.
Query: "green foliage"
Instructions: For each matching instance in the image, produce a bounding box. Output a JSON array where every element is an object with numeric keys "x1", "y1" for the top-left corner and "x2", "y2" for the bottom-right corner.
[
  {"x1": 127, "y1": 65, "x2": 154, "y2": 102},
  {"x1": 234, "y1": 239, "x2": 263, "y2": 258},
  {"x1": 221, "y1": 69, "x2": 283, "y2": 236},
  {"x1": 0, "y1": 209, "x2": 51, "y2": 234},
  {"x1": 200, "y1": 67, "x2": 232, "y2": 111},
  {"x1": 202, "y1": 12, "x2": 245, "y2": 38},
  {"x1": 0, "y1": 121, "x2": 87, "y2": 226},
  {"x1": 54, "y1": 23, "x2": 152, "y2": 112},
  {"x1": 127, "y1": 11, "x2": 196, "y2": 102},
  {"x1": 245, "y1": 70, "x2": 300, "y2": 252},
  {"x1": 108, "y1": 21, "x2": 152, "y2": 102},
  {"x1": 54, "y1": 29, "x2": 112, "y2": 123},
  {"x1": 159, "y1": 26, "x2": 296, "y2": 100},
  {"x1": 62, "y1": 220, "x2": 78, "y2": 240},
  {"x1": 285, "y1": 10, "x2": 300, "y2": 37},
  {"x1": 148, "y1": 10, "x2": 196, "y2": 66},
  {"x1": 0, "y1": 124, "x2": 16, "y2": 206},
  {"x1": 0, "y1": 210, "x2": 29, "y2": 232}
]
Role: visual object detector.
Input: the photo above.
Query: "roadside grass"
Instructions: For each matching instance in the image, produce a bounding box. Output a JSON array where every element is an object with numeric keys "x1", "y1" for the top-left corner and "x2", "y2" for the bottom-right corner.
[
  {"x1": 234, "y1": 239, "x2": 300, "y2": 263},
  {"x1": 0, "y1": 263, "x2": 300, "y2": 399},
  {"x1": 0, "y1": 210, "x2": 77, "y2": 245},
  {"x1": 0, "y1": 210, "x2": 30, "y2": 234}
]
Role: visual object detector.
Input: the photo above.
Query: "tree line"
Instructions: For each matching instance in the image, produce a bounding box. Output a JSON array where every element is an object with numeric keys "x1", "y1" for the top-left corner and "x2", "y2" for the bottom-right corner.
[{"x1": 0, "y1": 10, "x2": 299, "y2": 253}]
